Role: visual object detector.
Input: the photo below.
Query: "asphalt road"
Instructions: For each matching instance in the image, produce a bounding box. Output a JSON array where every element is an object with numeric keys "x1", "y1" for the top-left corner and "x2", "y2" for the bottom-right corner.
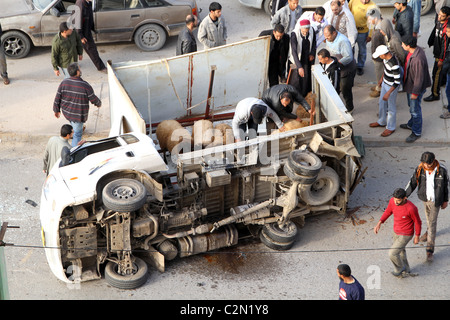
[{"x1": 1, "y1": 0, "x2": 450, "y2": 302}]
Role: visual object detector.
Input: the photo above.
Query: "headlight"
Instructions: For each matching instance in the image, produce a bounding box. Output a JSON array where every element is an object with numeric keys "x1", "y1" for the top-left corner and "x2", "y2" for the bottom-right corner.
[{"x1": 43, "y1": 174, "x2": 57, "y2": 201}]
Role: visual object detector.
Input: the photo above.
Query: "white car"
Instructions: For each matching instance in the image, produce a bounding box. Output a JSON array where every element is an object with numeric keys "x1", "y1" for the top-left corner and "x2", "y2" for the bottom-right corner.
[
  {"x1": 40, "y1": 132, "x2": 167, "y2": 288},
  {"x1": 239, "y1": 0, "x2": 434, "y2": 16}
]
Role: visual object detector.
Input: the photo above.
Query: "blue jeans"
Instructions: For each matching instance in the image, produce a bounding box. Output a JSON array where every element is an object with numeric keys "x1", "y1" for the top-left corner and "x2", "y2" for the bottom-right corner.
[
  {"x1": 406, "y1": 90, "x2": 425, "y2": 136},
  {"x1": 446, "y1": 73, "x2": 450, "y2": 112},
  {"x1": 61, "y1": 67, "x2": 70, "y2": 79},
  {"x1": 70, "y1": 121, "x2": 84, "y2": 147},
  {"x1": 378, "y1": 82, "x2": 399, "y2": 131},
  {"x1": 355, "y1": 32, "x2": 368, "y2": 69}
]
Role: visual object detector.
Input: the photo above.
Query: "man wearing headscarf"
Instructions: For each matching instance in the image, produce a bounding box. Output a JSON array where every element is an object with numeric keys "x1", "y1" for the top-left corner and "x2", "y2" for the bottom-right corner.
[{"x1": 289, "y1": 19, "x2": 316, "y2": 96}]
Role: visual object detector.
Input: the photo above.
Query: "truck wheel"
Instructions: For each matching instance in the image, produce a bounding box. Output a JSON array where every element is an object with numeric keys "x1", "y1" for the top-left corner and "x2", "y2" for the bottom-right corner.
[
  {"x1": 105, "y1": 257, "x2": 148, "y2": 289},
  {"x1": 102, "y1": 179, "x2": 147, "y2": 212},
  {"x1": 288, "y1": 150, "x2": 322, "y2": 177},
  {"x1": 260, "y1": 230, "x2": 294, "y2": 251},
  {"x1": 283, "y1": 163, "x2": 317, "y2": 184},
  {"x1": 262, "y1": 221, "x2": 298, "y2": 243},
  {"x1": 134, "y1": 24, "x2": 167, "y2": 51},
  {"x1": 1, "y1": 31, "x2": 31, "y2": 59},
  {"x1": 298, "y1": 166, "x2": 340, "y2": 206}
]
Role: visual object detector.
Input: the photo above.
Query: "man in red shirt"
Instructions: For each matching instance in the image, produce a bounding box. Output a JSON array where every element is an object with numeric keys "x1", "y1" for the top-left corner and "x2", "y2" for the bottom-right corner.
[{"x1": 374, "y1": 188, "x2": 422, "y2": 277}]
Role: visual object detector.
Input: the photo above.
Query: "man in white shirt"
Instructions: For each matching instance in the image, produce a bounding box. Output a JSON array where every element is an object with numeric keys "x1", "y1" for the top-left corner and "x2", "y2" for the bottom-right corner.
[{"x1": 232, "y1": 97, "x2": 285, "y2": 142}]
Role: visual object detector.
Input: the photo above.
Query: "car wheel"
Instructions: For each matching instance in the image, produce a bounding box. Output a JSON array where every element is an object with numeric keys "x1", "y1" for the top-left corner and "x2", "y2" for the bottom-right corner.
[
  {"x1": 134, "y1": 24, "x2": 167, "y2": 51},
  {"x1": 262, "y1": 221, "x2": 298, "y2": 243},
  {"x1": 298, "y1": 166, "x2": 340, "y2": 206},
  {"x1": 1, "y1": 31, "x2": 31, "y2": 59},
  {"x1": 288, "y1": 149, "x2": 322, "y2": 177},
  {"x1": 421, "y1": 0, "x2": 433, "y2": 16},
  {"x1": 102, "y1": 178, "x2": 147, "y2": 212},
  {"x1": 105, "y1": 257, "x2": 149, "y2": 289},
  {"x1": 263, "y1": 0, "x2": 273, "y2": 15}
]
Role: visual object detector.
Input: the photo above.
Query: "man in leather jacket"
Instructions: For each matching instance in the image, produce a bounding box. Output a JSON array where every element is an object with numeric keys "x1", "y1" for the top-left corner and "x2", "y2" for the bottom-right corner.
[
  {"x1": 261, "y1": 84, "x2": 311, "y2": 122},
  {"x1": 176, "y1": 15, "x2": 198, "y2": 55},
  {"x1": 405, "y1": 151, "x2": 449, "y2": 261}
]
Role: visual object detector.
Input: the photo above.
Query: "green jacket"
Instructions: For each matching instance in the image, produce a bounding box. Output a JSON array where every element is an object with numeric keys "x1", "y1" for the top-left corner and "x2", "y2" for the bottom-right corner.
[{"x1": 51, "y1": 31, "x2": 83, "y2": 70}]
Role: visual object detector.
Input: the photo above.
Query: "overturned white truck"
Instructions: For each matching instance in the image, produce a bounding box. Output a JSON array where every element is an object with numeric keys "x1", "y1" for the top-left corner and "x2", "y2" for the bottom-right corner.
[{"x1": 40, "y1": 37, "x2": 363, "y2": 289}]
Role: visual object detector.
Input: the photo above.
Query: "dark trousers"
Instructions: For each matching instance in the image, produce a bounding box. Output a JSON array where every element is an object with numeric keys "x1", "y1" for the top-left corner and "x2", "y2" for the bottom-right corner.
[
  {"x1": 83, "y1": 33, "x2": 106, "y2": 71},
  {"x1": 340, "y1": 69, "x2": 356, "y2": 112},
  {"x1": 430, "y1": 58, "x2": 446, "y2": 97},
  {"x1": 238, "y1": 116, "x2": 258, "y2": 141}
]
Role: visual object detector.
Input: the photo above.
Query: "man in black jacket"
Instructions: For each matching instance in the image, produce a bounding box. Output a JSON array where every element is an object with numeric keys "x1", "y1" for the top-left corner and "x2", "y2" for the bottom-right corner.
[
  {"x1": 74, "y1": 0, "x2": 107, "y2": 72},
  {"x1": 424, "y1": 6, "x2": 450, "y2": 101},
  {"x1": 405, "y1": 151, "x2": 449, "y2": 262},
  {"x1": 261, "y1": 84, "x2": 311, "y2": 123},
  {"x1": 176, "y1": 15, "x2": 198, "y2": 56},
  {"x1": 317, "y1": 48, "x2": 341, "y2": 94},
  {"x1": 259, "y1": 24, "x2": 290, "y2": 87}
]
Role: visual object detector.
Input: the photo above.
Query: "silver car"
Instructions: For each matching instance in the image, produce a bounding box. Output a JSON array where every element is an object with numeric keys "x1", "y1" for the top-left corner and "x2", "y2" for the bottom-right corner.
[
  {"x1": 239, "y1": 0, "x2": 434, "y2": 16},
  {"x1": 0, "y1": 0, "x2": 198, "y2": 59}
]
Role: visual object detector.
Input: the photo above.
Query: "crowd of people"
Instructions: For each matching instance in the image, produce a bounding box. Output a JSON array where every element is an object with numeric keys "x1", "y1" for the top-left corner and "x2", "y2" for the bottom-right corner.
[
  {"x1": 1, "y1": 0, "x2": 449, "y2": 297},
  {"x1": 174, "y1": 0, "x2": 450, "y2": 144}
]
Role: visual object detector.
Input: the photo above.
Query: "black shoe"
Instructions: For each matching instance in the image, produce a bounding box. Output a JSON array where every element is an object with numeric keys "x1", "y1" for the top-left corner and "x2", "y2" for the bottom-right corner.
[
  {"x1": 424, "y1": 94, "x2": 440, "y2": 102},
  {"x1": 406, "y1": 133, "x2": 420, "y2": 143},
  {"x1": 399, "y1": 123, "x2": 411, "y2": 130},
  {"x1": 357, "y1": 68, "x2": 364, "y2": 76}
]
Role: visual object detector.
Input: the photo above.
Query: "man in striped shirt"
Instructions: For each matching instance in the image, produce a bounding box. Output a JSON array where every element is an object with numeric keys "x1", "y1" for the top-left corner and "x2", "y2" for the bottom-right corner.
[
  {"x1": 369, "y1": 45, "x2": 401, "y2": 137},
  {"x1": 53, "y1": 62, "x2": 101, "y2": 146}
]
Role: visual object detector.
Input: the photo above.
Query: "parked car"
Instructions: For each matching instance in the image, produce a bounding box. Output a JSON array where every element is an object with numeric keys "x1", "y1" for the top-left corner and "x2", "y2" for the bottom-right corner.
[
  {"x1": 238, "y1": 0, "x2": 434, "y2": 16},
  {"x1": 0, "y1": 0, "x2": 198, "y2": 59}
]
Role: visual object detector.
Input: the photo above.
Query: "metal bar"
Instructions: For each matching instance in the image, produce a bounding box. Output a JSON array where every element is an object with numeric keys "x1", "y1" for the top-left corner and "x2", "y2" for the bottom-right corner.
[
  {"x1": 0, "y1": 222, "x2": 10, "y2": 300},
  {"x1": 205, "y1": 66, "x2": 217, "y2": 119}
]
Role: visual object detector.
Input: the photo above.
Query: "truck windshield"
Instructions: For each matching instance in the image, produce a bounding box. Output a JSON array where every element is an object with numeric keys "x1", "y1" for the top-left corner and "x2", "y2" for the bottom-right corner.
[{"x1": 32, "y1": 0, "x2": 56, "y2": 11}]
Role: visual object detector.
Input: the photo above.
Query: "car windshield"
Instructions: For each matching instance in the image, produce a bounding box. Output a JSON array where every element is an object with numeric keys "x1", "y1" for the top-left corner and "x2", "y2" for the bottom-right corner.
[{"x1": 32, "y1": 0, "x2": 56, "y2": 11}]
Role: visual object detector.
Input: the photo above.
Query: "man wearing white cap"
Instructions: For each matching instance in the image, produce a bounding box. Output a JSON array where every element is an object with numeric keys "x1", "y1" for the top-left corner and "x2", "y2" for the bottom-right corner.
[
  {"x1": 289, "y1": 19, "x2": 316, "y2": 96},
  {"x1": 369, "y1": 45, "x2": 402, "y2": 137}
]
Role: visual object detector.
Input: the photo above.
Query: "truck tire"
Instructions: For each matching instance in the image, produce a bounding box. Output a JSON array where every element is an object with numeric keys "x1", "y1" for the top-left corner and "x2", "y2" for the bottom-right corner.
[
  {"x1": 134, "y1": 24, "x2": 167, "y2": 51},
  {"x1": 104, "y1": 257, "x2": 148, "y2": 289},
  {"x1": 288, "y1": 150, "x2": 322, "y2": 177},
  {"x1": 260, "y1": 229, "x2": 294, "y2": 251},
  {"x1": 102, "y1": 178, "x2": 147, "y2": 212},
  {"x1": 283, "y1": 163, "x2": 318, "y2": 184},
  {"x1": 298, "y1": 166, "x2": 340, "y2": 206},
  {"x1": 262, "y1": 221, "x2": 298, "y2": 243},
  {"x1": 1, "y1": 31, "x2": 31, "y2": 59}
]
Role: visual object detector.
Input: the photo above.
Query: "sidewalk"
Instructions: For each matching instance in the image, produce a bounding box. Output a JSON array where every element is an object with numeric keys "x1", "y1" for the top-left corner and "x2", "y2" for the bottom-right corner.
[{"x1": 351, "y1": 74, "x2": 450, "y2": 148}]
